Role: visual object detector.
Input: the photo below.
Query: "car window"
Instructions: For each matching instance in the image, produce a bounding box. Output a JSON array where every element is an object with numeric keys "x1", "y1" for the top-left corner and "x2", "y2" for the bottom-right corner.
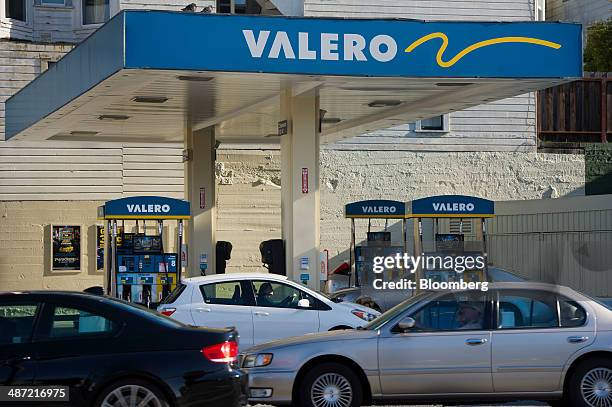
[
  {"x1": 497, "y1": 290, "x2": 558, "y2": 329},
  {"x1": 49, "y1": 306, "x2": 115, "y2": 338},
  {"x1": 409, "y1": 292, "x2": 488, "y2": 331},
  {"x1": 200, "y1": 281, "x2": 248, "y2": 306},
  {"x1": 0, "y1": 303, "x2": 39, "y2": 345},
  {"x1": 160, "y1": 283, "x2": 186, "y2": 305},
  {"x1": 251, "y1": 280, "x2": 315, "y2": 309},
  {"x1": 559, "y1": 296, "x2": 587, "y2": 327}
]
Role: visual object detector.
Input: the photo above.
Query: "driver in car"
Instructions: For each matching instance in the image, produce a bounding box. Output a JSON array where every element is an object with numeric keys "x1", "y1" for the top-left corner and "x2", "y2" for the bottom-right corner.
[
  {"x1": 257, "y1": 282, "x2": 276, "y2": 307},
  {"x1": 456, "y1": 302, "x2": 484, "y2": 330}
]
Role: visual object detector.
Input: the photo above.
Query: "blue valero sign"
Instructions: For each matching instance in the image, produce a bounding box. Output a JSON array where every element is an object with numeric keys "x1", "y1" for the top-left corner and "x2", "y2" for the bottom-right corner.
[
  {"x1": 409, "y1": 195, "x2": 494, "y2": 218},
  {"x1": 345, "y1": 200, "x2": 408, "y2": 218},
  {"x1": 125, "y1": 12, "x2": 582, "y2": 78},
  {"x1": 98, "y1": 196, "x2": 191, "y2": 220}
]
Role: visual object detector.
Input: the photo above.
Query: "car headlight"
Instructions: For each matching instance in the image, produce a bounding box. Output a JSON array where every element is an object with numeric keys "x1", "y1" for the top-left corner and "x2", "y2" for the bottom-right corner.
[
  {"x1": 243, "y1": 353, "x2": 273, "y2": 368},
  {"x1": 351, "y1": 309, "x2": 377, "y2": 322}
]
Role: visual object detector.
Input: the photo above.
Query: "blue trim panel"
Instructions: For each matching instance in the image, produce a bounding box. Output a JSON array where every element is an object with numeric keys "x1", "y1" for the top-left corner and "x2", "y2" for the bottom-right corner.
[{"x1": 5, "y1": 13, "x2": 125, "y2": 139}]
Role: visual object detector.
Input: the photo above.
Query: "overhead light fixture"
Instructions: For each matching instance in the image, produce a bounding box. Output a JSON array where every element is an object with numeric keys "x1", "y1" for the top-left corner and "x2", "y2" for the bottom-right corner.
[
  {"x1": 70, "y1": 131, "x2": 98, "y2": 136},
  {"x1": 177, "y1": 75, "x2": 214, "y2": 82},
  {"x1": 132, "y1": 96, "x2": 168, "y2": 103},
  {"x1": 321, "y1": 117, "x2": 342, "y2": 124},
  {"x1": 367, "y1": 100, "x2": 402, "y2": 108},
  {"x1": 98, "y1": 114, "x2": 130, "y2": 121},
  {"x1": 435, "y1": 82, "x2": 473, "y2": 87}
]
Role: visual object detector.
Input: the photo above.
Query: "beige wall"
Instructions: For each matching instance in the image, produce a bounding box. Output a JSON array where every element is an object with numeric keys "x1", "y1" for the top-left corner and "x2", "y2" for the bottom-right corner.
[
  {"x1": 0, "y1": 201, "x2": 181, "y2": 291},
  {"x1": 0, "y1": 201, "x2": 104, "y2": 291}
]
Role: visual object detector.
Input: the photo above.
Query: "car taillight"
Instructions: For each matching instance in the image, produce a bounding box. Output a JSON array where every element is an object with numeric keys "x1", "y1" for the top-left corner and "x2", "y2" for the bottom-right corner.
[
  {"x1": 160, "y1": 308, "x2": 175, "y2": 316},
  {"x1": 202, "y1": 341, "x2": 238, "y2": 363}
]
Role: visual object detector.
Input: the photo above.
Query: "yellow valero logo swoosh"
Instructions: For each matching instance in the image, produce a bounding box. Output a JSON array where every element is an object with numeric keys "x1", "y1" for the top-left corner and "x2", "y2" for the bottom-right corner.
[{"x1": 405, "y1": 32, "x2": 562, "y2": 68}]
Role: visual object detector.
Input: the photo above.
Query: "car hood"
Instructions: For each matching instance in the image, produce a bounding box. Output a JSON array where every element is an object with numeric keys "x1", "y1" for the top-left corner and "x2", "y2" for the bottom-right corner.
[{"x1": 244, "y1": 328, "x2": 378, "y2": 353}]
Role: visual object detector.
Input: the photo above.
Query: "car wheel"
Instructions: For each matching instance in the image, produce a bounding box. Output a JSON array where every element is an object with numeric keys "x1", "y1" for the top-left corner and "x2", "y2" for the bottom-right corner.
[
  {"x1": 298, "y1": 362, "x2": 362, "y2": 407},
  {"x1": 568, "y1": 358, "x2": 612, "y2": 407},
  {"x1": 95, "y1": 378, "x2": 170, "y2": 407}
]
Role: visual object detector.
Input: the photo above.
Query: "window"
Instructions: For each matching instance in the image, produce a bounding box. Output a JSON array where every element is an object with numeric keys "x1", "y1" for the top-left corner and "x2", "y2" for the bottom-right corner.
[
  {"x1": 0, "y1": 303, "x2": 38, "y2": 345},
  {"x1": 251, "y1": 280, "x2": 315, "y2": 309},
  {"x1": 408, "y1": 292, "x2": 488, "y2": 331},
  {"x1": 82, "y1": 0, "x2": 108, "y2": 25},
  {"x1": 41, "y1": 0, "x2": 66, "y2": 6},
  {"x1": 216, "y1": 0, "x2": 259, "y2": 14},
  {"x1": 559, "y1": 297, "x2": 587, "y2": 327},
  {"x1": 49, "y1": 306, "x2": 115, "y2": 338},
  {"x1": 200, "y1": 281, "x2": 248, "y2": 306},
  {"x1": 416, "y1": 114, "x2": 449, "y2": 132},
  {"x1": 6, "y1": 0, "x2": 26, "y2": 21},
  {"x1": 497, "y1": 290, "x2": 558, "y2": 329}
]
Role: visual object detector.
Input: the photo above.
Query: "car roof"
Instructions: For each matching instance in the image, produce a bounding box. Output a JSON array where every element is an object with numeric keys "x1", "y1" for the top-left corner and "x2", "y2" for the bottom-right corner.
[
  {"x1": 0, "y1": 290, "x2": 104, "y2": 298},
  {"x1": 182, "y1": 272, "x2": 289, "y2": 285}
]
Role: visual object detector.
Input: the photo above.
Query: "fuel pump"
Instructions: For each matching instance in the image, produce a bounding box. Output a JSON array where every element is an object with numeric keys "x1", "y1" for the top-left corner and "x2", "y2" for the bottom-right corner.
[{"x1": 98, "y1": 196, "x2": 190, "y2": 306}]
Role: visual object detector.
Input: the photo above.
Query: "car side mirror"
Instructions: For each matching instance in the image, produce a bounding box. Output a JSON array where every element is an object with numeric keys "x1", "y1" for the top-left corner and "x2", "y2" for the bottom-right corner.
[
  {"x1": 397, "y1": 317, "x2": 416, "y2": 332},
  {"x1": 297, "y1": 299, "x2": 311, "y2": 308}
]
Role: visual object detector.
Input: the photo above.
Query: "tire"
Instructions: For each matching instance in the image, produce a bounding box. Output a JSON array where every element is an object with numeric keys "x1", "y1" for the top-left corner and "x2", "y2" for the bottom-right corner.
[
  {"x1": 297, "y1": 362, "x2": 363, "y2": 407},
  {"x1": 567, "y1": 358, "x2": 612, "y2": 407},
  {"x1": 94, "y1": 378, "x2": 171, "y2": 407}
]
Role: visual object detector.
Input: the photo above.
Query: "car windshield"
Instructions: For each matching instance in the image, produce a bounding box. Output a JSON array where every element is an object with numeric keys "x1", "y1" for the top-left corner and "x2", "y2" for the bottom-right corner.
[{"x1": 363, "y1": 291, "x2": 433, "y2": 330}]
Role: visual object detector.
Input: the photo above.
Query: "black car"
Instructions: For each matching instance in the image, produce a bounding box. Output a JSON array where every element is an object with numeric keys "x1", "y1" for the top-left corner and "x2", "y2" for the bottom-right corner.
[{"x1": 0, "y1": 291, "x2": 247, "y2": 407}]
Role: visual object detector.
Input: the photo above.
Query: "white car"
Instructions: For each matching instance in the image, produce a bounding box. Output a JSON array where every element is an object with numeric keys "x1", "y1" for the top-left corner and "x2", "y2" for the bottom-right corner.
[{"x1": 157, "y1": 273, "x2": 379, "y2": 349}]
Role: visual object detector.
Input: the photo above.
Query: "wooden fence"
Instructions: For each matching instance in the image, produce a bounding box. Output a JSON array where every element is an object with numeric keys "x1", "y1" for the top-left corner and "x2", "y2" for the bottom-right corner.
[{"x1": 538, "y1": 72, "x2": 611, "y2": 153}]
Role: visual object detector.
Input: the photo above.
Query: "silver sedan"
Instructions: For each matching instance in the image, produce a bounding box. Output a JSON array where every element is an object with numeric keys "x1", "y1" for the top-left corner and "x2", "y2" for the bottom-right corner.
[{"x1": 242, "y1": 282, "x2": 612, "y2": 407}]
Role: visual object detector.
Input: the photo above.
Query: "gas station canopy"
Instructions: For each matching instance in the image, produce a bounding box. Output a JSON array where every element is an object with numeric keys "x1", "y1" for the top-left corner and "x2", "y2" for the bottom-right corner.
[{"x1": 6, "y1": 10, "x2": 582, "y2": 144}]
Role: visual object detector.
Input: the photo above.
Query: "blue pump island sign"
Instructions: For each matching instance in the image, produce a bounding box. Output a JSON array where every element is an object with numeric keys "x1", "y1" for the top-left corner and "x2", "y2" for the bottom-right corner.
[
  {"x1": 345, "y1": 200, "x2": 408, "y2": 219},
  {"x1": 98, "y1": 196, "x2": 191, "y2": 220},
  {"x1": 409, "y1": 195, "x2": 495, "y2": 218},
  {"x1": 125, "y1": 12, "x2": 582, "y2": 78}
]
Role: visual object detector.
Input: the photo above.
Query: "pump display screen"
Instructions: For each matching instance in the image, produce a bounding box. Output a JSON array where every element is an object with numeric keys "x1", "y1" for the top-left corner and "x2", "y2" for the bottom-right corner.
[
  {"x1": 133, "y1": 235, "x2": 162, "y2": 254},
  {"x1": 435, "y1": 234, "x2": 464, "y2": 252},
  {"x1": 367, "y1": 232, "x2": 391, "y2": 242}
]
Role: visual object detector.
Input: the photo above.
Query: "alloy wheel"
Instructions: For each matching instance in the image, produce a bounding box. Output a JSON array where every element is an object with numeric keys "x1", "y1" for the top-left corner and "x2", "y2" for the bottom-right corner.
[
  {"x1": 101, "y1": 384, "x2": 163, "y2": 407},
  {"x1": 581, "y1": 367, "x2": 612, "y2": 407},
  {"x1": 310, "y1": 372, "x2": 353, "y2": 407}
]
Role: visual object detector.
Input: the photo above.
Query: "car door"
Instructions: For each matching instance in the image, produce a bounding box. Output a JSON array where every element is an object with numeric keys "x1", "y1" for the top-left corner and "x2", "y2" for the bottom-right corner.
[
  {"x1": 30, "y1": 299, "x2": 121, "y2": 405},
  {"x1": 491, "y1": 289, "x2": 595, "y2": 392},
  {"x1": 191, "y1": 280, "x2": 255, "y2": 348},
  {"x1": 377, "y1": 291, "x2": 494, "y2": 395},
  {"x1": 0, "y1": 300, "x2": 39, "y2": 387},
  {"x1": 249, "y1": 280, "x2": 320, "y2": 345}
]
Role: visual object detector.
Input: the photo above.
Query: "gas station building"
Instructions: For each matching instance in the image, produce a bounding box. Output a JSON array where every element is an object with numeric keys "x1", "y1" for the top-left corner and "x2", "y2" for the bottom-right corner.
[{"x1": 4, "y1": 9, "x2": 583, "y2": 290}]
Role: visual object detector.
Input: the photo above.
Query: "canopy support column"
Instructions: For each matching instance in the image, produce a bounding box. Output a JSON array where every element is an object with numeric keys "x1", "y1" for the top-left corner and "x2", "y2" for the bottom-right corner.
[
  {"x1": 280, "y1": 87, "x2": 321, "y2": 289},
  {"x1": 185, "y1": 124, "x2": 216, "y2": 277}
]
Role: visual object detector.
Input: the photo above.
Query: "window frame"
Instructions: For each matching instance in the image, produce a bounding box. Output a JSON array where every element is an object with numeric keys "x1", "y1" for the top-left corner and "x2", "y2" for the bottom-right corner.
[
  {"x1": 0, "y1": 300, "x2": 42, "y2": 345},
  {"x1": 79, "y1": 0, "x2": 115, "y2": 28},
  {"x1": 493, "y1": 289, "x2": 588, "y2": 331},
  {"x1": 36, "y1": 0, "x2": 69, "y2": 8},
  {"x1": 392, "y1": 291, "x2": 494, "y2": 333},
  {"x1": 415, "y1": 114, "x2": 450, "y2": 133},
  {"x1": 3, "y1": 0, "x2": 31, "y2": 25},
  {"x1": 33, "y1": 300, "x2": 120, "y2": 342}
]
